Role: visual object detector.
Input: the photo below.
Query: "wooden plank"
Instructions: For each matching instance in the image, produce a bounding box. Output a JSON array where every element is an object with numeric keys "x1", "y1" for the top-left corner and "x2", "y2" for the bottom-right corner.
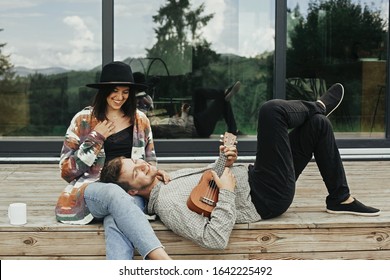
[
  {"x1": 1, "y1": 227, "x2": 389, "y2": 257},
  {"x1": 0, "y1": 161, "x2": 389, "y2": 260},
  {"x1": 3, "y1": 250, "x2": 390, "y2": 260}
]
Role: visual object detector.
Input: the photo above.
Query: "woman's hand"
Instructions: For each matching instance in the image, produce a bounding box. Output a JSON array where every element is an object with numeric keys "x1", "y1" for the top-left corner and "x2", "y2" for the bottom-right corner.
[
  {"x1": 156, "y1": 169, "x2": 171, "y2": 184},
  {"x1": 211, "y1": 168, "x2": 236, "y2": 192},
  {"x1": 219, "y1": 145, "x2": 238, "y2": 167},
  {"x1": 94, "y1": 120, "x2": 115, "y2": 139}
]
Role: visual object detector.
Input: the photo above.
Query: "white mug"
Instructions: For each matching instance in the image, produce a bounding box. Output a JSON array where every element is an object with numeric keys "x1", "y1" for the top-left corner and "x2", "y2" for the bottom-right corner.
[{"x1": 8, "y1": 203, "x2": 27, "y2": 225}]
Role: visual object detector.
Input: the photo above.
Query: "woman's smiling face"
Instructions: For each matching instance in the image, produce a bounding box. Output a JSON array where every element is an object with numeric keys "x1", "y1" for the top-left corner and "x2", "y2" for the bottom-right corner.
[{"x1": 106, "y1": 86, "x2": 130, "y2": 111}]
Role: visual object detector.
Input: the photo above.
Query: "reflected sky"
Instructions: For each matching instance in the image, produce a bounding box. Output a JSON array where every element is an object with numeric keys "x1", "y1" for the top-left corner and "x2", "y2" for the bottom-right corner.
[
  {"x1": 0, "y1": 0, "x2": 387, "y2": 70},
  {"x1": 0, "y1": 0, "x2": 274, "y2": 70}
]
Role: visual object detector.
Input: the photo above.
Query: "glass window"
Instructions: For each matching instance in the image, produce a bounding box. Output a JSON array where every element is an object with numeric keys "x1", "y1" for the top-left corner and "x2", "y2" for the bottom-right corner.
[
  {"x1": 114, "y1": 0, "x2": 275, "y2": 138},
  {"x1": 287, "y1": 0, "x2": 388, "y2": 138},
  {"x1": 0, "y1": 0, "x2": 102, "y2": 137}
]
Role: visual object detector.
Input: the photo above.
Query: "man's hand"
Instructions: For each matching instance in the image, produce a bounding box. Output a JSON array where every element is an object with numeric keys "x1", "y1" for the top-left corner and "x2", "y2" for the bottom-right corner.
[
  {"x1": 219, "y1": 145, "x2": 238, "y2": 167},
  {"x1": 156, "y1": 169, "x2": 170, "y2": 184},
  {"x1": 211, "y1": 168, "x2": 236, "y2": 192}
]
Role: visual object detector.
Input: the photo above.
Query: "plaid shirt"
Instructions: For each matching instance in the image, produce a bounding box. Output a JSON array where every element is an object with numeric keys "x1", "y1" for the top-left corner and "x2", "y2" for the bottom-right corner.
[
  {"x1": 147, "y1": 164, "x2": 261, "y2": 250},
  {"x1": 55, "y1": 106, "x2": 156, "y2": 224}
]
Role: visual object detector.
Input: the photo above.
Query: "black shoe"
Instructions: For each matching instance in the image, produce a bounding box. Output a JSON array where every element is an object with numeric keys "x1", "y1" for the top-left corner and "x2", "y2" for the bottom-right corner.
[
  {"x1": 225, "y1": 81, "x2": 241, "y2": 102},
  {"x1": 318, "y1": 83, "x2": 344, "y2": 116},
  {"x1": 326, "y1": 198, "x2": 380, "y2": 216}
]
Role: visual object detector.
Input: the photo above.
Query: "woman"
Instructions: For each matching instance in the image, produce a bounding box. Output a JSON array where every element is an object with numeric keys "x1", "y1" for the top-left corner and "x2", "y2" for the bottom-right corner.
[{"x1": 55, "y1": 61, "x2": 171, "y2": 260}]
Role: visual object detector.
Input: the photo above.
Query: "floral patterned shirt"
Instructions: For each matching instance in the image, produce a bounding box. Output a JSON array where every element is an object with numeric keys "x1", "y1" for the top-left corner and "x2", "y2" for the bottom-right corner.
[{"x1": 55, "y1": 106, "x2": 156, "y2": 224}]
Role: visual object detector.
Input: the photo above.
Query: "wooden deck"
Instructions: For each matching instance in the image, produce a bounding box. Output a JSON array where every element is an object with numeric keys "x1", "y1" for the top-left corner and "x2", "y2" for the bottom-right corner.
[{"x1": 1, "y1": 160, "x2": 390, "y2": 260}]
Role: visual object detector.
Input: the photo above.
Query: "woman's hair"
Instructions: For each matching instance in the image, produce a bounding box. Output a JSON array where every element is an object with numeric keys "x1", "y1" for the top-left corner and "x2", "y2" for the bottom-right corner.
[
  {"x1": 100, "y1": 156, "x2": 133, "y2": 192},
  {"x1": 91, "y1": 85, "x2": 137, "y2": 121}
]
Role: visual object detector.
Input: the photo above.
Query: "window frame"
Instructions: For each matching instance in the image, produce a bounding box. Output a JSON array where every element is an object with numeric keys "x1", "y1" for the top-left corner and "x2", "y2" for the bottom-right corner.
[{"x1": 1, "y1": 0, "x2": 389, "y2": 161}]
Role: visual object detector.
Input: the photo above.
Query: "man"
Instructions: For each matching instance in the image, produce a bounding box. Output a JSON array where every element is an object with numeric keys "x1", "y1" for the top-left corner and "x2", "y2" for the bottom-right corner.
[
  {"x1": 133, "y1": 71, "x2": 242, "y2": 138},
  {"x1": 100, "y1": 83, "x2": 380, "y2": 250}
]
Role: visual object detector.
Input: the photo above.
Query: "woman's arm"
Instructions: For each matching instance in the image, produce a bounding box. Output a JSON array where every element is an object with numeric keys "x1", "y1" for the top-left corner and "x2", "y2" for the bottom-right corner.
[
  {"x1": 137, "y1": 111, "x2": 157, "y2": 164},
  {"x1": 60, "y1": 111, "x2": 106, "y2": 183}
]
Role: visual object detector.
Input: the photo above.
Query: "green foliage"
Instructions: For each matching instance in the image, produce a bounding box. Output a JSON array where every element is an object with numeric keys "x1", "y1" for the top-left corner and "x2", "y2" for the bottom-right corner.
[
  {"x1": 144, "y1": 0, "x2": 275, "y2": 135},
  {"x1": 286, "y1": 0, "x2": 386, "y2": 132},
  {"x1": 1, "y1": 3, "x2": 275, "y2": 137},
  {"x1": 0, "y1": 28, "x2": 14, "y2": 80},
  {"x1": 146, "y1": 0, "x2": 216, "y2": 77},
  {"x1": 287, "y1": 0, "x2": 385, "y2": 77},
  {"x1": 2, "y1": 70, "x2": 98, "y2": 136}
]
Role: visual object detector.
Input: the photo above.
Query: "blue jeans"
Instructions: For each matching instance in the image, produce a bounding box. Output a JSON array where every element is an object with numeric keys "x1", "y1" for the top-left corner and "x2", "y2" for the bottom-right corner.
[{"x1": 84, "y1": 182, "x2": 163, "y2": 259}]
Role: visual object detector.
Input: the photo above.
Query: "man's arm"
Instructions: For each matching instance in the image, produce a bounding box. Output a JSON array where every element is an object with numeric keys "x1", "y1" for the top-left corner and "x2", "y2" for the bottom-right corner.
[
  {"x1": 155, "y1": 167, "x2": 238, "y2": 250},
  {"x1": 156, "y1": 187, "x2": 237, "y2": 250}
]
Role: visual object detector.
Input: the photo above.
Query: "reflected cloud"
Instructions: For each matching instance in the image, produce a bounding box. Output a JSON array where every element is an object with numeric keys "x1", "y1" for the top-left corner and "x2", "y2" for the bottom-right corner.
[{"x1": 56, "y1": 15, "x2": 99, "y2": 69}]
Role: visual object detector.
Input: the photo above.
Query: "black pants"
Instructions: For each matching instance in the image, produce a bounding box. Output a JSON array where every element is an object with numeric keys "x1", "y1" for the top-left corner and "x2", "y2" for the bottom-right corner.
[
  {"x1": 192, "y1": 87, "x2": 237, "y2": 137},
  {"x1": 248, "y1": 99, "x2": 350, "y2": 219}
]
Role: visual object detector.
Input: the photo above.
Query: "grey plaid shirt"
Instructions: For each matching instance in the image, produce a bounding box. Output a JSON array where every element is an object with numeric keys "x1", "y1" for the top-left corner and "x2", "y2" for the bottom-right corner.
[{"x1": 147, "y1": 164, "x2": 261, "y2": 250}]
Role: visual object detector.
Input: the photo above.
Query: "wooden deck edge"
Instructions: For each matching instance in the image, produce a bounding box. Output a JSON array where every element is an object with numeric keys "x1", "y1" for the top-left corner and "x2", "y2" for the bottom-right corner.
[{"x1": 1, "y1": 226, "x2": 389, "y2": 259}]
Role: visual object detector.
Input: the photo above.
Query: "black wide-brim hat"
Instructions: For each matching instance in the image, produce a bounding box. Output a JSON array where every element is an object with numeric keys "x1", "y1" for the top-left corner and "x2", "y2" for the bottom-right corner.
[{"x1": 86, "y1": 61, "x2": 148, "y2": 91}]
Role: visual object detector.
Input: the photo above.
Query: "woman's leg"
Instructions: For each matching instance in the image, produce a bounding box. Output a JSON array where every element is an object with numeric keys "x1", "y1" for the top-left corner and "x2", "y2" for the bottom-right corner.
[
  {"x1": 103, "y1": 194, "x2": 146, "y2": 259},
  {"x1": 103, "y1": 215, "x2": 135, "y2": 259},
  {"x1": 84, "y1": 182, "x2": 167, "y2": 259}
]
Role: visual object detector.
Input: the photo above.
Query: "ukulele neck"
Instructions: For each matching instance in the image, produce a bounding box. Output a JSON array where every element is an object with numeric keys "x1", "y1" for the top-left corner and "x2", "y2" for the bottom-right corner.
[{"x1": 214, "y1": 152, "x2": 227, "y2": 177}]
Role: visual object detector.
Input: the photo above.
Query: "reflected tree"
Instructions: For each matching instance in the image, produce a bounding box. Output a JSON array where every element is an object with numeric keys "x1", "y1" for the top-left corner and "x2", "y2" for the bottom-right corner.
[
  {"x1": 0, "y1": 29, "x2": 13, "y2": 80},
  {"x1": 287, "y1": 0, "x2": 387, "y2": 132},
  {"x1": 287, "y1": 0, "x2": 386, "y2": 77},
  {"x1": 146, "y1": 0, "x2": 219, "y2": 85}
]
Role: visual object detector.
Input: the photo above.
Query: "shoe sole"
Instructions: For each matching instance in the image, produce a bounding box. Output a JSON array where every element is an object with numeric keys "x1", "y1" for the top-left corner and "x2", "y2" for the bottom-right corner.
[
  {"x1": 326, "y1": 209, "x2": 381, "y2": 216},
  {"x1": 225, "y1": 81, "x2": 241, "y2": 102},
  {"x1": 326, "y1": 83, "x2": 344, "y2": 117}
]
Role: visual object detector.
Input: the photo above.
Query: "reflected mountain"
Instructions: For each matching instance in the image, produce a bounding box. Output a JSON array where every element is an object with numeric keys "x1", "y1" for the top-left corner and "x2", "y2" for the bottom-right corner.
[{"x1": 14, "y1": 66, "x2": 68, "y2": 77}]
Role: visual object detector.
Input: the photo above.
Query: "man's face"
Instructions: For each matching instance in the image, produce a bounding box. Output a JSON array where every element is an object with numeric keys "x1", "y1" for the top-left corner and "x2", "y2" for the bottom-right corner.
[{"x1": 119, "y1": 158, "x2": 158, "y2": 190}]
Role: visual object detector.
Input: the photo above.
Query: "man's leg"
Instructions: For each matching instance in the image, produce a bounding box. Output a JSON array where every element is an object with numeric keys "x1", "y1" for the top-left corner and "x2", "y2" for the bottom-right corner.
[
  {"x1": 249, "y1": 84, "x2": 379, "y2": 217},
  {"x1": 289, "y1": 113, "x2": 380, "y2": 215},
  {"x1": 193, "y1": 88, "x2": 226, "y2": 137},
  {"x1": 222, "y1": 102, "x2": 238, "y2": 134},
  {"x1": 289, "y1": 114, "x2": 350, "y2": 205},
  {"x1": 290, "y1": 83, "x2": 379, "y2": 216},
  {"x1": 193, "y1": 87, "x2": 238, "y2": 137},
  {"x1": 248, "y1": 99, "x2": 324, "y2": 219}
]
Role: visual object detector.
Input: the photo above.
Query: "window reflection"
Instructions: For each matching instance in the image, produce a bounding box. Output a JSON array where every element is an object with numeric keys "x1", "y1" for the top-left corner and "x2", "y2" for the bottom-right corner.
[
  {"x1": 115, "y1": 0, "x2": 275, "y2": 138},
  {"x1": 0, "y1": 0, "x2": 101, "y2": 137},
  {"x1": 287, "y1": 0, "x2": 388, "y2": 138}
]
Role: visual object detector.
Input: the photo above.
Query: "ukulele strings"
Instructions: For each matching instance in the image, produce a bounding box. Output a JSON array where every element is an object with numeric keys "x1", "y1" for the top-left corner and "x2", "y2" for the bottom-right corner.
[{"x1": 203, "y1": 153, "x2": 227, "y2": 202}]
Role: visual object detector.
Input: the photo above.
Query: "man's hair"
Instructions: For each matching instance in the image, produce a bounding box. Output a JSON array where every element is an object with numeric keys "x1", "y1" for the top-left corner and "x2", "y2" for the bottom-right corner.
[{"x1": 100, "y1": 156, "x2": 133, "y2": 192}]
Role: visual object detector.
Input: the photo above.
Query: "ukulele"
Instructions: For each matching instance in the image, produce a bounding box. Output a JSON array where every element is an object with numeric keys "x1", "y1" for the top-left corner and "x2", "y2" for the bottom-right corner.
[{"x1": 187, "y1": 132, "x2": 237, "y2": 217}]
